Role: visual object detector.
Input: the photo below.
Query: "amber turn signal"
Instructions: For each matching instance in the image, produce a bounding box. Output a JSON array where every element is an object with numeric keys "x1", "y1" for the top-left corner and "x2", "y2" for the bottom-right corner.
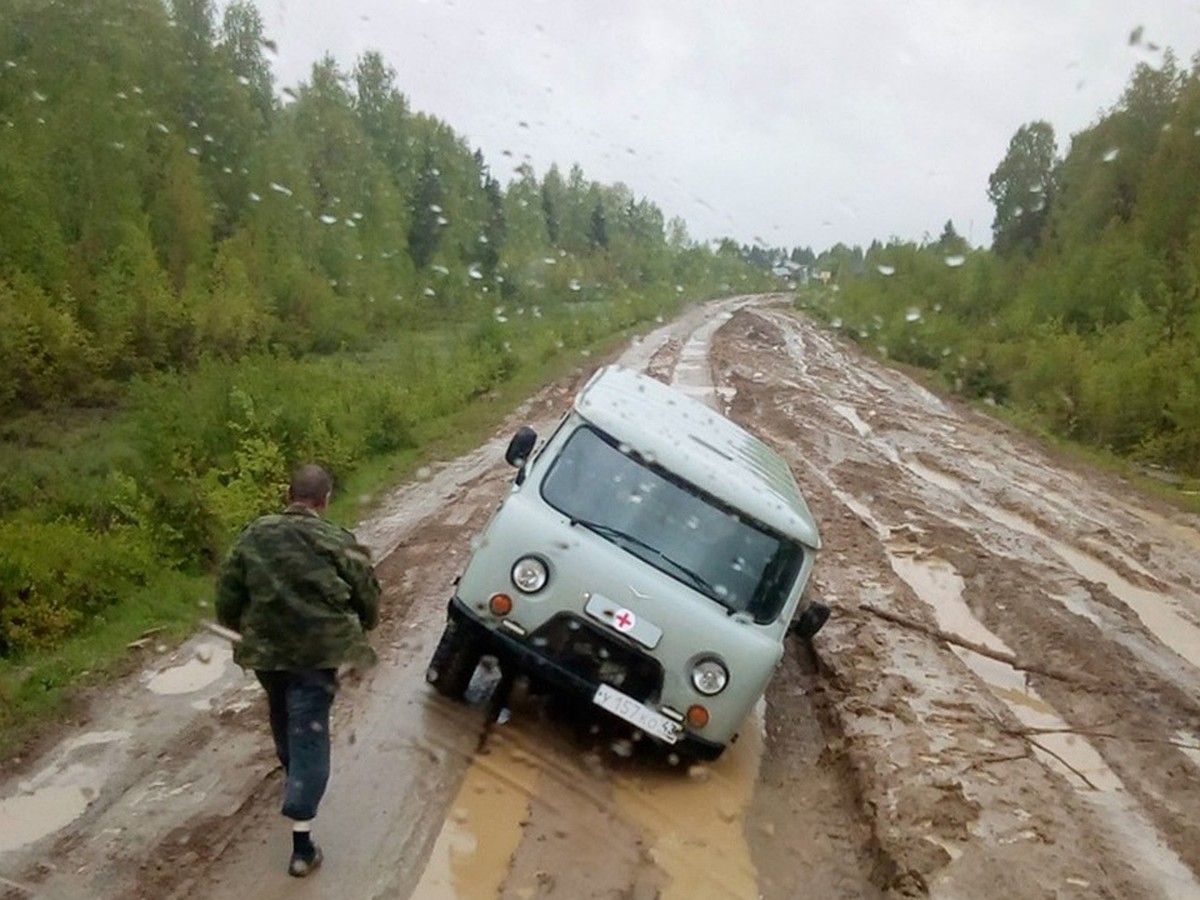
[
  {"x1": 685, "y1": 704, "x2": 710, "y2": 728},
  {"x1": 488, "y1": 593, "x2": 513, "y2": 616}
]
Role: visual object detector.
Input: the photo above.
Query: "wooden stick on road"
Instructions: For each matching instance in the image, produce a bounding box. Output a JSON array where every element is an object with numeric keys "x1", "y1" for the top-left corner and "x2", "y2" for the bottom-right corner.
[{"x1": 857, "y1": 602, "x2": 1102, "y2": 688}]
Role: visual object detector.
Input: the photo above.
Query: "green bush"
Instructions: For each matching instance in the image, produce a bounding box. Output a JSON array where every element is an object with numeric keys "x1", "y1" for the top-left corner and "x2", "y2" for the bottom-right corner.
[{"x1": 0, "y1": 518, "x2": 156, "y2": 656}]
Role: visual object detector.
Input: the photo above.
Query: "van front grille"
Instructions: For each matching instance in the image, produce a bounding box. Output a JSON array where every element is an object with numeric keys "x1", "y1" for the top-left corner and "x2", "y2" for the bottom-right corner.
[{"x1": 527, "y1": 614, "x2": 663, "y2": 702}]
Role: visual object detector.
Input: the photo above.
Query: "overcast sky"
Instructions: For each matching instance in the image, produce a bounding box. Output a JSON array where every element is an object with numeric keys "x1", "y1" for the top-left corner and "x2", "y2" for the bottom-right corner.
[{"x1": 256, "y1": 1, "x2": 1200, "y2": 250}]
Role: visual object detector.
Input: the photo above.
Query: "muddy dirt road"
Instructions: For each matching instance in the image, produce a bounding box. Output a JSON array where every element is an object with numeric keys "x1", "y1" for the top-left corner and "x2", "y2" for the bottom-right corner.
[{"x1": 3, "y1": 296, "x2": 1200, "y2": 899}]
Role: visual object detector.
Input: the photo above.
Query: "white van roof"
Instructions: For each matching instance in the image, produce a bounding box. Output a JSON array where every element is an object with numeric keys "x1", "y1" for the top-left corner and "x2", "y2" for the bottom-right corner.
[{"x1": 574, "y1": 365, "x2": 821, "y2": 549}]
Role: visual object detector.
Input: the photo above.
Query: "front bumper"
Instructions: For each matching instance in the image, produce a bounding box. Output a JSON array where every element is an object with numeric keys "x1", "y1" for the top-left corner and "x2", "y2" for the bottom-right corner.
[{"x1": 446, "y1": 596, "x2": 725, "y2": 761}]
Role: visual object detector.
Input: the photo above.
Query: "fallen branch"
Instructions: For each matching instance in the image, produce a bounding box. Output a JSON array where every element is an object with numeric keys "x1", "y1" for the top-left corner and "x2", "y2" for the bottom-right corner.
[
  {"x1": 858, "y1": 602, "x2": 1101, "y2": 687},
  {"x1": 1024, "y1": 736, "x2": 1102, "y2": 791}
]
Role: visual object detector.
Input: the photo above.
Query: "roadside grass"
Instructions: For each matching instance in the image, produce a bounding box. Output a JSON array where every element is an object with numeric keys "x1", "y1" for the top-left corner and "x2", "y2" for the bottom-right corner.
[
  {"x1": 0, "y1": 571, "x2": 208, "y2": 760},
  {"x1": 0, "y1": 321, "x2": 642, "y2": 762}
]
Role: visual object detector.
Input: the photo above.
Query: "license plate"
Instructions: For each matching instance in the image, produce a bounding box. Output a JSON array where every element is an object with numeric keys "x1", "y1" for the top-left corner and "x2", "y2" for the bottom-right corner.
[{"x1": 592, "y1": 683, "x2": 680, "y2": 744}]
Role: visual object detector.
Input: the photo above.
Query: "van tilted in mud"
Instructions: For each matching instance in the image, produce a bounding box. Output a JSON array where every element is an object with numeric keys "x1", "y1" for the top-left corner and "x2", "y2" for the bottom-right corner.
[{"x1": 426, "y1": 365, "x2": 827, "y2": 762}]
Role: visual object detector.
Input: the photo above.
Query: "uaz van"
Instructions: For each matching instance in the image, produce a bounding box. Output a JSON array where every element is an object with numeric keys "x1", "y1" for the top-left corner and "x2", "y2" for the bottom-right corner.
[{"x1": 426, "y1": 364, "x2": 827, "y2": 762}]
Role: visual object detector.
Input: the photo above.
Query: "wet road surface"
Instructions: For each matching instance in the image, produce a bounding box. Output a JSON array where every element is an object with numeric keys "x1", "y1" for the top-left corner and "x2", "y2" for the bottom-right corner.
[{"x1": 2, "y1": 296, "x2": 1199, "y2": 899}]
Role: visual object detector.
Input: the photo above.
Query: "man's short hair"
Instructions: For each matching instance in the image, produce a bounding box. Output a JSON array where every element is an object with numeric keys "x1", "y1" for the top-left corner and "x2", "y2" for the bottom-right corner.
[{"x1": 290, "y1": 464, "x2": 333, "y2": 504}]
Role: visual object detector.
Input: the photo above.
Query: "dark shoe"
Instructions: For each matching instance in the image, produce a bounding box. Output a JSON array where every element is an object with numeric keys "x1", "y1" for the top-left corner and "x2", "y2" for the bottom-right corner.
[{"x1": 288, "y1": 845, "x2": 323, "y2": 878}]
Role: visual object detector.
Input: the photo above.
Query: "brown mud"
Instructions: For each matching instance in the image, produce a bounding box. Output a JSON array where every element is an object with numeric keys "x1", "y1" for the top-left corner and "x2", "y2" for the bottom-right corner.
[{"x1": 2, "y1": 297, "x2": 1198, "y2": 899}]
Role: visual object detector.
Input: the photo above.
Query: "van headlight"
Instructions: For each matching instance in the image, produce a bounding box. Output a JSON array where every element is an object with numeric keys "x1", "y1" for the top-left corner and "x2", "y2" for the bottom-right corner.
[
  {"x1": 691, "y1": 658, "x2": 729, "y2": 695},
  {"x1": 511, "y1": 556, "x2": 549, "y2": 593}
]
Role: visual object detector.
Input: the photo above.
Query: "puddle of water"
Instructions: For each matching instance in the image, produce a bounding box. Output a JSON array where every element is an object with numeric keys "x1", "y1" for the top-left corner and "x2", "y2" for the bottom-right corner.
[
  {"x1": 970, "y1": 500, "x2": 1200, "y2": 668},
  {"x1": 904, "y1": 459, "x2": 968, "y2": 496},
  {"x1": 0, "y1": 728, "x2": 131, "y2": 853},
  {"x1": 612, "y1": 704, "x2": 765, "y2": 899},
  {"x1": 146, "y1": 641, "x2": 232, "y2": 695},
  {"x1": 0, "y1": 781, "x2": 91, "y2": 852},
  {"x1": 887, "y1": 549, "x2": 1200, "y2": 895},
  {"x1": 832, "y1": 403, "x2": 871, "y2": 437},
  {"x1": 899, "y1": 458, "x2": 1200, "y2": 669},
  {"x1": 409, "y1": 730, "x2": 538, "y2": 899},
  {"x1": 1175, "y1": 730, "x2": 1200, "y2": 768},
  {"x1": 886, "y1": 551, "x2": 1121, "y2": 792}
]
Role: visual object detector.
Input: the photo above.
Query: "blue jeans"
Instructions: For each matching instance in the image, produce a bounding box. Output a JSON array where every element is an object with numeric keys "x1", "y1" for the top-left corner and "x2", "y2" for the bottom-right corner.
[{"x1": 256, "y1": 669, "x2": 338, "y2": 821}]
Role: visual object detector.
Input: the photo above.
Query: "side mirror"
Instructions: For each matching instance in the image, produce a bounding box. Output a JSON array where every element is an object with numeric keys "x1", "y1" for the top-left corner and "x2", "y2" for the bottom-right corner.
[
  {"x1": 788, "y1": 601, "x2": 830, "y2": 640},
  {"x1": 504, "y1": 426, "x2": 538, "y2": 468}
]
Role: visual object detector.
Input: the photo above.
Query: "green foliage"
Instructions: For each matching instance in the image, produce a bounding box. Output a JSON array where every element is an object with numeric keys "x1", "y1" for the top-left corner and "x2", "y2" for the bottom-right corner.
[
  {"x1": 0, "y1": 0, "x2": 769, "y2": 674},
  {"x1": 800, "y1": 53, "x2": 1200, "y2": 485},
  {"x1": 0, "y1": 518, "x2": 155, "y2": 655}
]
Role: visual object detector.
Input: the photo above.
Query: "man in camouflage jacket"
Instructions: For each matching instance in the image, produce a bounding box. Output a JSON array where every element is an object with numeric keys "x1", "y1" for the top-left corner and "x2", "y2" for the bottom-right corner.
[{"x1": 216, "y1": 463, "x2": 381, "y2": 878}]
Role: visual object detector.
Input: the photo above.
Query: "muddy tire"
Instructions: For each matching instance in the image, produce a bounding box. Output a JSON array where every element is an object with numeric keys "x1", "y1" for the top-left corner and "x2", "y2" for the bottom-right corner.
[
  {"x1": 791, "y1": 602, "x2": 830, "y2": 640},
  {"x1": 426, "y1": 619, "x2": 482, "y2": 699}
]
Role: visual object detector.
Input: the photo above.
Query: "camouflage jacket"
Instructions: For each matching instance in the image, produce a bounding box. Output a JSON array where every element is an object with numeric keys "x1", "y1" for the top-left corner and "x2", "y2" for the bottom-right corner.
[{"x1": 216, "y1": 505, "x2": 381, "y2": 671}]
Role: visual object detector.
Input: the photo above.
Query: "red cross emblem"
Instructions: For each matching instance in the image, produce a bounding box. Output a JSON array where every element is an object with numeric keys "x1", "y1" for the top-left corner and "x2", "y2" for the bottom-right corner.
[{"x1": 614, "y1": 608, "x2": 636, "y2": 632}]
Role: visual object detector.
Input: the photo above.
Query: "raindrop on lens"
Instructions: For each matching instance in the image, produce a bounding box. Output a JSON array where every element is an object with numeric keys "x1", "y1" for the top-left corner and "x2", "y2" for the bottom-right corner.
[
  {"x1": 905, "y1": 308, "x2": 922, "y2": 322},
  {"x1": 876, "y1": 264, "x2": 895, "y2": 276},
  {"x1": 944, "y1": 255, "x2": 965, "y2": 268},
  {"x1": 1102, "y1": 147, "x2": 1119, "y2": 162}
]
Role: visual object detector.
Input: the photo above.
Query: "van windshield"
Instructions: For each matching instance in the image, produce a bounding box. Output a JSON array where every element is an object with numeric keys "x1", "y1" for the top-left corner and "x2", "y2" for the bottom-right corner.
[{"x1": 541, "y1": 426, "x2": 803, "y2": 623}]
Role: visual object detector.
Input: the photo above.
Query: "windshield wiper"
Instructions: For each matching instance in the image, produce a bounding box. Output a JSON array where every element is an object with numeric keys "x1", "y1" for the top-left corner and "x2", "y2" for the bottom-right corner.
[{"x1": 569, "y1": 517, "x2": 722, "y2": 601}]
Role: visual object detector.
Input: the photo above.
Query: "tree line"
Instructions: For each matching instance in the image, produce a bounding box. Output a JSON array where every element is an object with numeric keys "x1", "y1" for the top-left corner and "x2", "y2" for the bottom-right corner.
[
  {"x1": 791, "y1": 52, "x2": 1200, "y2": 480},
  {"x1": 0, "y1": 0, "x2": 771, "y2": 658}
]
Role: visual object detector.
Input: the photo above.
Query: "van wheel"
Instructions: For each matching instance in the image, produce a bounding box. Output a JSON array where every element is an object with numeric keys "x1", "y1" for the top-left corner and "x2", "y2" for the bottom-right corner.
[
  {"x1": 791, "y1": 602, "x2": 831, "y2": 640},
  {"x1": 426, "y1": 620, "x2": 482, "y2": 699}
]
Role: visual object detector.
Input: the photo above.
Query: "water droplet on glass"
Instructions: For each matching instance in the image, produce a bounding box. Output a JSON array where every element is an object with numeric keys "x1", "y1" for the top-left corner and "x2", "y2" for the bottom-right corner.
[
  {"x1": 1102, "y1": 147, "x2": 1120, "y2": 162},
  {"x1": 831, "y1": 317, "x2": 843, "y2": 328},
  {"x1": 876, "y1": 264, "x2": 895, "y2": 276},
  {"x1": 714, "y1": 585, "x2": 729, "y2": 598},
  {"x1": 905, "y1": 308, "x2": 922, "y2": 322},
  {"x1": 944, "y1": 254, "x2": 966, "y2": 268},
  {"x1": 432, "y1": 264, "x2": 449, "y2": 276},
  {"x1": 429, "y1": 204, "x2": 442, "y2": 213},
  {"x1": 249, "y1": 192, "x2": 261, "y2": 202},
  {"x1": 31, "y1": 90, "x2": 47, "y2": 102},
  {"x1": 468, "y1": 265, "x2": 483, "y2": 279},
  {"x1": 423, "y1": 287, "x2": 436, "y2": 297},
  {"x1": 569, "y1": 279, "x2": 582, "y2": 291},
  {"x1": 116, "y1": 91, "x2": 128, "y2": 100},
  {"x1": 542, "y1": 257, "x2": 557, "y2": 265},
  {"x1": 237, "y1": 75, "x2": 251, "y2": 86},
  {"x1": 187, "y1": 146, "x2": 200, "y2": 156},
  {"x1": 675, "y1": 285, "x2": 684, "y2": 293},
  {"x1": 270, "y1": 182, "x2": 293, "y2": 196},
  {"x1": 436, "y1": 216, "x2": 449, "y2": 226},
  {"x1": 319, "y1": 214, "x2": 338, "y2": 225}
]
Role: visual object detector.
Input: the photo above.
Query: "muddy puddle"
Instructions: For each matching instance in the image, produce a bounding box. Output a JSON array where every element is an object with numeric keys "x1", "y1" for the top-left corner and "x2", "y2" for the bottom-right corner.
[
  {"x1": 832, "y1": 453, "x2": 1200, "y2": 897},
  {"x1": 899, "y1": 458, "x2": 1200, "y2": 670},
  {"x1": 146, "y1": 641, "x2": 233, "y2": 695},
  {"x1": 0, "y1": 731, "x2": 129, "y2": 852}
]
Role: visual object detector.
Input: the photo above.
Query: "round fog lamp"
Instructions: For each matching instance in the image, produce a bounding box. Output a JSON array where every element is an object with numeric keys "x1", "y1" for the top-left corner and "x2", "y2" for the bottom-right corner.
[
  {"x1": 511, "y1": 556, "x2": 548, "y2": 593},
  {"x1": 691, "y1": 658, "x2": 729, "y2": 696},
  {"x1": 686, "y1": 705, "x2": 710, "y2": 728}
]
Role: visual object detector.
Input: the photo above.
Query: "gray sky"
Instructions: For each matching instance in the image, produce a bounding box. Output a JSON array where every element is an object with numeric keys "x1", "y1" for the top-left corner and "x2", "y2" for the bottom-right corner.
[{"x1": 257, "y1": 1, "x2": 1200, "y2": 250}]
